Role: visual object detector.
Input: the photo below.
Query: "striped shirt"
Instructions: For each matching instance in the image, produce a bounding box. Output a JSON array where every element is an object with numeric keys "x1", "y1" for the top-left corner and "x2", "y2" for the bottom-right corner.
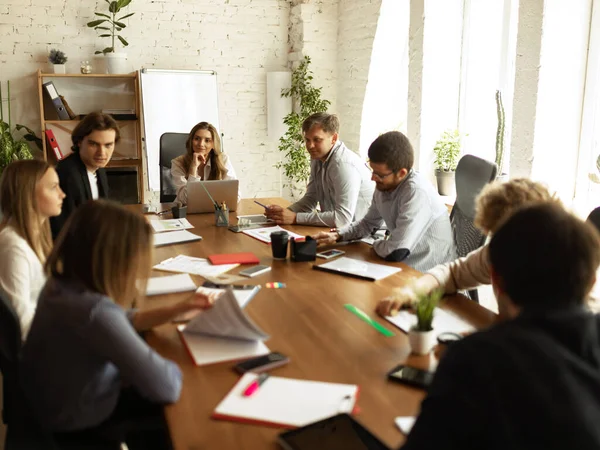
[
  {"x1": 20, "y1": 278, "x2": 182, "y2": 431},
  {"x1": 338, "y1": 170, "x2": 456, "y2": 272}
]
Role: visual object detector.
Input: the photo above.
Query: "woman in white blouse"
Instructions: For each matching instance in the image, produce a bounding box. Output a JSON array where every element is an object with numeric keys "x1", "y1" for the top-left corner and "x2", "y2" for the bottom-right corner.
[
  {"x1": 171, "y1": 121, "x2": 237, "y2": 205},
  {"x1": 0, "y1": 159, "x2": 65, "y2": 339}
]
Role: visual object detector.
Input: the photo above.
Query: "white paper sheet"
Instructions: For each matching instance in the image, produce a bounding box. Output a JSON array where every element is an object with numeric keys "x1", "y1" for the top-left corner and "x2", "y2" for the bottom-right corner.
[
  {"x1": 150, "y1": 218, "x2": 194, "y2": 233},
  {"x1": 213, "y1": 373, "x2": 358, "y2": 427},
  {"x1": 194, "y1": 286, "x2": 259, "y2": 309},
  {"x1": 153, "y1": 230, "x2": 202, "y2": 247},
  {"x1": 395, "y1": 416, "x2": 416, "y2": 434},
  {"x1": 242, "y1": 225, "x2": 304, "y2": 244},
  {"x1": 314, "y1": 256, "x2": 402, "y2": 281},
  {"x1": 154, "y1": 255, "x2": 238, "y2": 277},
  {"x1": 145, "y1": 274, "x2": 197, "y2": 296},
  {"x1": 385, "y1": 308, "x2": 475, "y2": 336}
]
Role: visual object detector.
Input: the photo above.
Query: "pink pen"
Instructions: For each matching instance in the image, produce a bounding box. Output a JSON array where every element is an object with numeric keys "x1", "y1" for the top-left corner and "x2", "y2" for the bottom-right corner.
[{"x1": 242, "y1": 373, "x2": 269, "y2": 397}]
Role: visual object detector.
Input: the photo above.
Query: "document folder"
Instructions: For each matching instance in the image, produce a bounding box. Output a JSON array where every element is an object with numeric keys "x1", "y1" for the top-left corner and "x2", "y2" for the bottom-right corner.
[
  {"x1": 42, "y1": 81, "x2": 70, "y2": 120},
  {"x1": 44, "y1": 129, "x2": 64, "y2": 160}
]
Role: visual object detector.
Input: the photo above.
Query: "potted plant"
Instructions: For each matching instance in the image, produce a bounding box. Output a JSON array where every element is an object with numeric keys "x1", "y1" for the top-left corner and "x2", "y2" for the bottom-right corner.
[
  {"x1": 48, "y1": 49, "x2": 68, "y2": 74},
  {"x1": 408, "y1": 289, "x2": 442, "y2": 355},
  {"x1": 433, "y1": 129, "x2": 462, "y2": 196},
  {"x1": 87, "y1": 0, "x2": 134, "y2": 74},
  {"x1": 275, "y1": 56, "x2": 331, "y2": 199}
]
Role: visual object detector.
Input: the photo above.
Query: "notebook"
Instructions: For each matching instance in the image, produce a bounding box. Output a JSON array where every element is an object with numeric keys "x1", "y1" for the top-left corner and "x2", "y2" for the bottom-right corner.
[
  {"x1": 313, "y1": 257, "x2": 401, "y2": 281},
  {"x1": 150, "y1": 218, "x2": 194, "y2": 233},
  {"x1": 209, "y1": 252, "x2": 260, "y2": 265},
  {"x1": 154, "y1": 255, "x2": 238, "y2": 278},
  {"x1": 385, "y1": 308, "x2": 474, "y2": 336},
  {"x1": 145, "y1": 274, "x2": 197, "y2": 296},
  {"x1": 242, "y1": 225, "x2": 304, "y2": 244},
  {"x1": 153, "y1": 230, "x2": 202, "y2": 247},
  {"x1": 213, "y1": 373, "x2": 359, "y2": 428},
  {"x1": 178, "y1": 286, "x2": 270, "y2": 366}
]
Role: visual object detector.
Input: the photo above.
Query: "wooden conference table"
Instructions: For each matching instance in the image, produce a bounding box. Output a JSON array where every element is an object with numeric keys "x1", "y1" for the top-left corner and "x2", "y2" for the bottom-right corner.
[{"x1": 137, "y1": 198, "x2": 496, "y2": 450}]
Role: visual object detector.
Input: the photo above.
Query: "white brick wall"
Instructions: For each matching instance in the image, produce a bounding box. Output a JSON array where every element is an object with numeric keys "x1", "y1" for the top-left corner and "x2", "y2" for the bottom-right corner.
[
  {"x1": 337, "y1": 0, "x2": 382, "y2": 153},
  {"x1": 0, "y1": 0, "x2": 290, "y2": 202}
]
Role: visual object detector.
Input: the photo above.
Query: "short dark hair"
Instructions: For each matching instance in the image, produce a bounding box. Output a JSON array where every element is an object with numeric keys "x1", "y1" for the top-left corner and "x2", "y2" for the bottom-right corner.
[
  {"x1": 302, "y1": 112, "x2": 339, "y2": 135},
  {"x1": 367, "y1": 131, "x2": 414, "y2": 172},
  {"x1": 71, "y1": 112, "x2": 120, "y2": 153},
  {"x1": 489, "y1": 202, "x2": 600, "y2": 308}
]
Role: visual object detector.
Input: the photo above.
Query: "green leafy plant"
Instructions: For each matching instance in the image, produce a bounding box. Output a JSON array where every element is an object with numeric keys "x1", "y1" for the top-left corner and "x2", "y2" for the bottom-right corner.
[
  {"x1": 87, "y1": 0, "x2": 134, "y2": 55},
  {"x1": 48, "y1": 49, "x2": 67, "y2": 65},
  {"x1": 433, "y1": 129, "x2": 462, "y2": 172},
  {"x1": 413, "y1": 289, "x2": 442, "y2": 332},
  {"x1": 0, "y1": 82, "x2": 34, "y2": 176},
  {"x1": 276, "y1": 56, "x2": 331, "y2": 196}
]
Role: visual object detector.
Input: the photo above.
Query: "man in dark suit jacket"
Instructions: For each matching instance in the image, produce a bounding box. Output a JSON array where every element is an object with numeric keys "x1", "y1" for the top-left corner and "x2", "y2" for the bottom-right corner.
[
  {"x1": 400, "y1": 203, "x2": 600, "y2": 450},
  {"x1": 50, "y1": 113, "x2": 120, "y2": 238}
]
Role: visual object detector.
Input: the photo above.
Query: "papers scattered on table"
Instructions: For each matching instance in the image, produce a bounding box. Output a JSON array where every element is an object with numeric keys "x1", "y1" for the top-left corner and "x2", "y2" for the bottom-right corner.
[
  {"x1": 395, "y1": 416, "x2": 416, "y2": 435},
  {"x1": 154, "y1": 255, "x2": 238, "y2": 278},
  {"x1": 179, "y1": 286, "x2": 269, "y2": 366},
  {"x1": 145, "y1": 273, "x2": 197, "y2": 296},
  {"x1": 313, "y1": 257, "x2": 401, "y2": 281},
  {"x1": 150, "y1": 218, "x2": 194, "y2": 233},
  {"x1": 213, "y1": 373, "x2": 359, "y2": 428},
  {"x1": 153, "y1": 230, "x2": 202, "y2": 247},
  {"x1": 242, "y1": 225, "x2": 304, "y2": 244},
  {"x1": 385, "y1": 308, "x2": 475, "y2": 336}
]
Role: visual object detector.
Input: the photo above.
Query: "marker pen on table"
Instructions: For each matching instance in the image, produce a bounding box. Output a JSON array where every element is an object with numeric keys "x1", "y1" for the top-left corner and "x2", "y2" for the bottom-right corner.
[{"x1": 242, "y1": 373, "x2": 269, "y2": 397}]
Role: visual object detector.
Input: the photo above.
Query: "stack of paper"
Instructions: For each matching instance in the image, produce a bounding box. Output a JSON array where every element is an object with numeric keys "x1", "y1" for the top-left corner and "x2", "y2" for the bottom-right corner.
[
  {"x1": 154, "y1": 255, "x2": 238, "y2": 278},
  {"x1": 313, "y1": 257, "x2": 401, "y2": 281},
  {"x1": 385, "y1": 308, "x2": 474, "y2": 336},
  {"x1": 145, "y1": 274, "x2": 197, "y2": 296},
  {"x1": 242, "y1": 225, "x2": 304, "y2": 244},
  {"x1": 153, "y1": 230, "x2": 202, "y2": 247},
  {"x1": 213, "y1": 373, "x2": 359, "y2": 427},
  {"x1": 150, "y1": 218, "x2": 194, "y2": 233},
  {"x1": 179, "y1": 287, "x2": 270, "y2": 366}
]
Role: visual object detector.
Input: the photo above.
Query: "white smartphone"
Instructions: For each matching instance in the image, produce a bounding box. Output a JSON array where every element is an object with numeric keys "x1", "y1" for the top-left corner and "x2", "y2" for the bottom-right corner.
[
  {"x1": 316, "y1": 249, "x2": 345, "y2": 259},
  {"x1": 239, "y1": 265, "x2": 271, "y2": 278}
]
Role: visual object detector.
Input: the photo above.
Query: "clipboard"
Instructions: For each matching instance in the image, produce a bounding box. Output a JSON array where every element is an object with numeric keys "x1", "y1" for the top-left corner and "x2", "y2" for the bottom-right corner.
[{"x1": 42, "y1": 81, "x2": 70, "y2": 120}]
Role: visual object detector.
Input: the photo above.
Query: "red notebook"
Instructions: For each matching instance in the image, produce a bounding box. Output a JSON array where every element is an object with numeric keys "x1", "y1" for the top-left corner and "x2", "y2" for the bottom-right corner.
[{"x1": 209, "y1": 252, "x2": 260, "y2": 265}]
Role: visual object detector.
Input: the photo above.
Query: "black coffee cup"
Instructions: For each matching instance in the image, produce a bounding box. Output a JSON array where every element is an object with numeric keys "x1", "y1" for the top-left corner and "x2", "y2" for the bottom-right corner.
[
  {"x1": 270, "y1": 230, "x2": 289, "y2": 260},
  {"x1": 171, "y1": 205, "x2": 187, "y2": 219}
]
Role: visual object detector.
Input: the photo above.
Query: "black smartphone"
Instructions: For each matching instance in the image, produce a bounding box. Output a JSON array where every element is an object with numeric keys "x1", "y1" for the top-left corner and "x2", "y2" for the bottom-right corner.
[
  {"x1": 387, "y1": 365, "x2": 434, "y2": 390},
  {"x1": 278, "y1": 413, "x2": 390, "y2": 450},
  {"x1": 234, "y1": 352, "x2": 290, "y2": 374}
]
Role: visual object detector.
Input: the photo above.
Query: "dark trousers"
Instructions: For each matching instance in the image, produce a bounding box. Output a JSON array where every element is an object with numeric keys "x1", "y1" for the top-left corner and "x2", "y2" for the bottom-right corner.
[{"x1": 53, "y1": 389, "x2": 173, "y2": 450}]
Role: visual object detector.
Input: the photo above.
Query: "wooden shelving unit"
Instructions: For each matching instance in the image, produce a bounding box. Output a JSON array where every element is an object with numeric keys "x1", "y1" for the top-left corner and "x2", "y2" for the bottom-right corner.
[{"x1": 37, "y1": 69, "x2": 144, "y2": 204}]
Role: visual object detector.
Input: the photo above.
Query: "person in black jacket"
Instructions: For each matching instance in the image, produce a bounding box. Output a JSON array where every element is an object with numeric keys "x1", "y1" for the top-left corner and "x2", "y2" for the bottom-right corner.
[
  {"x1": 401, "y1": 202, "x2": 600, "y2": 450},
  {"x1": 50, "y1": 112, "x2": 119, "y2": 238}
]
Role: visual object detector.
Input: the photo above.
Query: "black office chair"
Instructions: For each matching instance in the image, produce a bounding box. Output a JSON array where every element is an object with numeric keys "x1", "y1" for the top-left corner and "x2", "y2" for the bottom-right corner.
[
  {"x1": 159, "y1": 132, "x2": 188, "y2": 203},
  {"x1": 587, "y1": 207, "x2": 600, "y2": 233},
  {"x1": 450, "y1": 155, "x2": 498, "y2": 302}
]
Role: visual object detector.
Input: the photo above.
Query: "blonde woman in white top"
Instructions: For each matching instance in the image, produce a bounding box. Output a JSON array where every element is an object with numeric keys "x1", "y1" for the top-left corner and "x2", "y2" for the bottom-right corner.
[
  {"x1": 0, "y1": 159, "x2": 65, "y2": 338},
  {"x1": 170, "y1": 121, "x2": 237, "y2": 205},
  {"x1": 376, "y1": 179, "x2": 558, "y2": 318}
]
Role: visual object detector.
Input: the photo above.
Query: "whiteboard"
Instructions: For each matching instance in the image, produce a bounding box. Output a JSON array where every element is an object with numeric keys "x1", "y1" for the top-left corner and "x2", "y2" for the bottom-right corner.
[{"x1": 140, "y1": 69, "x2": 220, "y2": 191}]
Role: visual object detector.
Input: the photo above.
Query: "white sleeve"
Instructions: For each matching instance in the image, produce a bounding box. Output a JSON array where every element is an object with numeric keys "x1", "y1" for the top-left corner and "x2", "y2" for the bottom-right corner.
[{"x1": 171, "y1": 157, "x2": 201, "y2": 205}]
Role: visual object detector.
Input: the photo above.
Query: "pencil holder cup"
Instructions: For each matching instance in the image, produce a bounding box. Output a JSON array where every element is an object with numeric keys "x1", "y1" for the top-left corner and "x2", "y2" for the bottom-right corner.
[
  {"x1": 215, "y1": 207, "x2": 230, "y2": 227},
  {"x1": 171, "y1": 205, "x2": 187, "y2": 219},
  {"x1": 290, "y1": 236, "x2": 317, "y2": 262},
  {"x1": 270, "y1": 231, "x2": 289, "y2": 260}
]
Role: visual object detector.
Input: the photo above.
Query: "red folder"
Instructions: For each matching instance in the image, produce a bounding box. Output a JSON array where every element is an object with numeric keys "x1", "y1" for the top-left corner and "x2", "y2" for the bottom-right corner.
[
  {"x1": 45, "y1": 129, "x2": 63, "y2": 160},
  {"x1": 209, "y1": 252, "x2": 260, "y2": 265}
]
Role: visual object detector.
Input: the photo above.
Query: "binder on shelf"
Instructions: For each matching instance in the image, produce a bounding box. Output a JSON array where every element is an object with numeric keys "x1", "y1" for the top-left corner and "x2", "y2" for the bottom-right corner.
[
  {"x1": 42, "y1": 81, "x2": 70, "y2": 120},
  {"x1": 44, "y1": 129, "x2": 63, "y2": 160}
]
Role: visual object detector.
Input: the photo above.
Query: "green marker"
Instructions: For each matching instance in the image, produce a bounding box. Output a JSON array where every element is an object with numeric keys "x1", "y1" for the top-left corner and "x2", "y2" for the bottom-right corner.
[{"x1": 344, "y1": 304, "x2": 395, "y2": 337}]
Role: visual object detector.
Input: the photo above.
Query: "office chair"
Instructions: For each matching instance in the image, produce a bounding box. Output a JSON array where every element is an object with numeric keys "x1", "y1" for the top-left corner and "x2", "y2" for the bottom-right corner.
[
  {"x1": 587, "y1": 207, "x2": 600, "y2": 233},
  {"x1": 450, "y1": 155, "x2": 498, "y2": 302},
  {"x1": 159, "y1": 132, "x2": 188, "y2": 203}
]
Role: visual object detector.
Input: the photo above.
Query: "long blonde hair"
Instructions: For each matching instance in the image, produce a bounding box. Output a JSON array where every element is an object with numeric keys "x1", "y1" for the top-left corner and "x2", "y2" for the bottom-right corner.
[
  {"x1": 45, "y1": 200, "x2": 152, "y2": 307},
  {"x1": 182, "y1": 122, "x2": 228, "y2": 180},
  {"x1": 0, "y1": 159, "x2": 53, "y2": 262}
]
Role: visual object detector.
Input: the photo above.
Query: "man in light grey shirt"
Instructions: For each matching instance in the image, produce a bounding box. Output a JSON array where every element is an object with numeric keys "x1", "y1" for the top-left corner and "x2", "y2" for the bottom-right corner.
[
  {"x1": 313, "y1": 131, "x2": 456, "y2": 272},
  {"x1": 266, "y1": 113, "x2": 374, "y2": 228}
]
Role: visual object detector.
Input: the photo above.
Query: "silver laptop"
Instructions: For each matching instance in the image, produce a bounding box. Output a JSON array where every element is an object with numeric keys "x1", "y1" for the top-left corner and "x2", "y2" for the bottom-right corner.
[{"x1": 187, "y1": 179, "x2": 239, "y2": 213}]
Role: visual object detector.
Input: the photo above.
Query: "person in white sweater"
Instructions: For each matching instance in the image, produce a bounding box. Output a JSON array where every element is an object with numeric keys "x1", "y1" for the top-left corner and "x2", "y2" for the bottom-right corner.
[
  {"x1": 0, "y1": 159, "x2": 65, "y2": 339},
  {"x1": 170, "y1": 121, "x2": 237, "y2": 205},
  {"x1": 376, "y1": 179, "x2": 558, "y2": 318}
]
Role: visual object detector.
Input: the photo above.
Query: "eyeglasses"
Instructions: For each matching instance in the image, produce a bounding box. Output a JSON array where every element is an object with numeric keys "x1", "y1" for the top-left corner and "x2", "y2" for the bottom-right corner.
[{"x1": 371, "y1": 170, "x2": 395, "y2": 181}]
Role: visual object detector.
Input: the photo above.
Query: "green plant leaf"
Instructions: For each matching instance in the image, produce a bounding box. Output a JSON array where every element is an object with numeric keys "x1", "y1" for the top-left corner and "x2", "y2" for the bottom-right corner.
[
  {"x1": 99, "y1": 34, "x2": 112, "y2": 37},
  {"x1": 95, "y1": 51, "x2": 104, "y2": 54},
  {"x1": 95, "y1": 26, "x2": 111, "y2": 30},
  {"x1": 87, "y1": 19, "x2": 107, "y2": 27},
  {"x1": 117, "y1": 35, "x2": 129, "y2": 46},
  {"x1": 95, "y1": 12, "x2": 111, "y2": 18},
  {"x1": 118, "y1": 12, "x2": 134, "y2": 20},
  {"x1": 109, "y1": 1, "x2": 119, "y2": 13},
  {"x1": 119, "y1": 0, "x2": 133, "y2": 8},
  {"x1": 101, "y1": 47, "x2": 114, "y2": 54},
  {"x1": 114, "y1": 21, "x2": 126, "y2": 28}
]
